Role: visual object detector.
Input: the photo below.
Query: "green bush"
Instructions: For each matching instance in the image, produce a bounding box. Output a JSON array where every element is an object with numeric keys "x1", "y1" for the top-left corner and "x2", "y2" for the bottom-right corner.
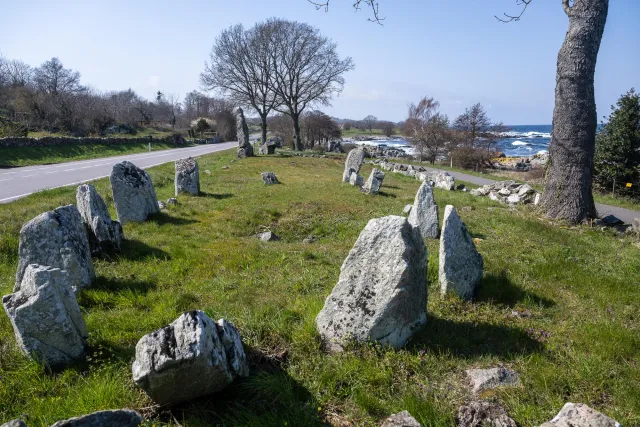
[{"x1": 0, "y1": 116, "x2": 28, "y2": 138}]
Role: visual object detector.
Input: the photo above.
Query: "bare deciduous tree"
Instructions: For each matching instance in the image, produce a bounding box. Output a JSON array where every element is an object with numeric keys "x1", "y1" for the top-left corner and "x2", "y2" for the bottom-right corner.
[
  {"x1": 363, "y1": 115, "x2": 377, "y2": 133},
  {"x1": 405, "y1": 97, "x2": 449, "y2": 163},
  {"x1": 34, "y1": 58, "x2": 83, "y2": 95},
  {"x1": 268, "y1": 18, "x2": 354, "y2": 151}
]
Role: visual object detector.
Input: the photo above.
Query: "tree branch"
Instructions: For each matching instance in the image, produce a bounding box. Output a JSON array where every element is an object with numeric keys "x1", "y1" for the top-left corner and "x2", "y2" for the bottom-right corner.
[
  {"x1": 562, "y1": 0, "x2": 572, "y2": 16},
  {"x1": 308, "y1": 0, "x2": 384, "y2": 24},
  {"x1": 495, "y1": 0, "x2": 533, "y2": 23}
]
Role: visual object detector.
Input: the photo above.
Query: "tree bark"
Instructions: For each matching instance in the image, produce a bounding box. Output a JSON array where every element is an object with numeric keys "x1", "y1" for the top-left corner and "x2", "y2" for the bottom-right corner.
[
  {"x1": 293, "y1": 115, "x2": 303, "y2": 151},
  {"x1": 259, "y1": 112, "x2": 268, "y2": 146},
  {"x1": 540, "y1": 0, "x2": 609, "y2": 223}
]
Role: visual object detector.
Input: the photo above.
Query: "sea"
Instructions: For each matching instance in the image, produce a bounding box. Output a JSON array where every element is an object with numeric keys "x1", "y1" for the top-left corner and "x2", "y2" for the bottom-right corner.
[{"x1": 352, "y1": 124, "x2": 552, "y2": 158}]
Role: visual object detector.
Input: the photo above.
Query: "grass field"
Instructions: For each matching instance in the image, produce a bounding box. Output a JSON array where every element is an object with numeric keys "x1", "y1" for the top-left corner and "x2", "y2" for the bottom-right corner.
[
  {"x1": 0, "y1": 151, "x2": 639, "y2": 426},
  {"x1": 0, "y1": 141, "x2": 180, "y2": 168}
]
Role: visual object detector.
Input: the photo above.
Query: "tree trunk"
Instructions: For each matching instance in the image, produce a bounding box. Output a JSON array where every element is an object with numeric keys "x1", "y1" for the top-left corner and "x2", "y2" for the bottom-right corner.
[
  {"x1": 293, "y1": 115, "x2": 303, "y2": 151},
  {"x1": 540, "y1": 0, "x2": 609, "y2": 223},
  {"x1": 260, "y1": 113, "x2": 268, "y2": 146}
]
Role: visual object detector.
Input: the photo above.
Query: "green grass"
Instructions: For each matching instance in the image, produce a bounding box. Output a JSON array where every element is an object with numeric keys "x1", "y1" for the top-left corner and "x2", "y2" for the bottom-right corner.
[
  {"x1": 0, "y1": 141, "x2": 180, "y2": 168},
  {"x1": 0, "y1": 151, "x2": 639, "y2": 426},
  {"x1": 341, "y1": 128, "x2": 403, "y2": 138},
  {"x1": 26, "y1": 127, "x2": 174, "y2": 140}
]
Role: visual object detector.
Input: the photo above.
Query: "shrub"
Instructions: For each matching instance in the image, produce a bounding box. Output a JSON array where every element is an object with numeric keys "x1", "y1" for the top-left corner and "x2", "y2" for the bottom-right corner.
[
  {"x1": 450, "y1": 146, "x2": 496, "y2": 171},
  {"x1": 0, "y1": 116, "x2": 28, "y2": 138}
]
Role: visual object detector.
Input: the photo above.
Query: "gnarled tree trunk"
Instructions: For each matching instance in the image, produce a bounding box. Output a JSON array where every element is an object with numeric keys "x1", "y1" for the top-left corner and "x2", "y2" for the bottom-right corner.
[{"x1": 540, "y1": 0, "x2": 609, "y2": 223}]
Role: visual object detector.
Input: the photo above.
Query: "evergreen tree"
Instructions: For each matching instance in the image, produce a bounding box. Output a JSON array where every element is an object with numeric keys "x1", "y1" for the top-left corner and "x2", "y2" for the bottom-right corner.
[{"x1": 594, "y1": 88, "x2": 640, "y2": 196}]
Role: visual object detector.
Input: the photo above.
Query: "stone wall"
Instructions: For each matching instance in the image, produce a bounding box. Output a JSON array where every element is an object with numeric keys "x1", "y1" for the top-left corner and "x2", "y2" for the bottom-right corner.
[{"x1": 0, "y1": 136, "x2": 169, "y2": 148}]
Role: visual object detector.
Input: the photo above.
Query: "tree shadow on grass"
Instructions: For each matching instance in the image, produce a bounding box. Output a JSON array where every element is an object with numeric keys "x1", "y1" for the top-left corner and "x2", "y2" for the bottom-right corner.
[
  {"x1": 117, "y1": 239, "x2": 171, "y2": 261},
  {"x1": 410, "y1": 315, "x2": 543, "y2": 358},
  {"x1": 476, "y1": 271, "x2": 555, "y2": 308},
  {"x1": 199, "y1": 191, "x2": 233, "y2": 200},
  {"x1": 161, "y1": 347, "x2": 325, "y2": 426},
  {"x1": 147, "y1": 212, "x2": 199, "y2": 226},
  {"x1": 377, "y1": 191, "x2": 397, "y2": 198},
  {"x1": 90, "y1": 275, "x2": 157, "y2": 294}
]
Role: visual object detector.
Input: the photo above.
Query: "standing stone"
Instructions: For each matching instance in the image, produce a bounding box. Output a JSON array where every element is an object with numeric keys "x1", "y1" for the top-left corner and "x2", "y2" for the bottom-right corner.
[
  {"x1": 49, "y1": 409, "x2": 143, "y2": 427},
  {"x1": 362, "y1": 168, "x2": 385, "y2": 195},
  {"x1": 381, "y1": 411, "x2": 421, "y2": 427},
  {"x1": 175, "y1": 157, "x2": 200, "y2": 196},
  {"x1": 408, "y1": 181, "x2": 439, "y2": 239},
  {"x1": 439, "y1": 205, "x2": 483, "y2": 300},
  {"x1": 261, "y1": 172, "x2": 279, "y2": 185},
  {"x1": 342, "y1": 147, "x2": 365, "y2": 183},
  {"x1": 3, "y1": 265, "x2": 88, "y2": 369},
  {"x1": 456, "y1": 401, "x2": 517, "y2": 427},
  {"x1": 316, "y1": 216, "x2": 428, "y2": 352},
  {"x1": 76, "y1": 184, "x2": 124, "y2": 255},
  {"x1": 15, "y1": 205, "x2": 94, "y2": 292},
  {"x1": 234, "y1": 107, "x2": 253, "y2": 158},
  {"x1": 109, "y1": 161, "x2": 159, "y2": 225},
  {"x1": 132, "y1": 310, "x2": 249, "y2": 405},
  {"x1": 466, "y1": 367, "x2": 520, "y2": 393},
  {"x1": 539, "y1": 403, "x2": 621, "y2": 427},
  {"x1": 349, "y1": 172, "x2": 363, "y2": 187}
]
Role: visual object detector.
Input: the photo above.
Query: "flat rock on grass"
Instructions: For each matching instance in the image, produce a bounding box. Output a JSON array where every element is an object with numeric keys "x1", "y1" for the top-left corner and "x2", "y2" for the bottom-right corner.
[
  {"x1": 408, "y1": 181, "x2": 439, "y2": 239},
  {"x1": 76, "y1": 184, "x2": 124, "y2": 255},
  {"x1": 456, "y1": 401, "x2": 517, "y2": 427},
  {"x1": 316, "y1": 215, "x2": 428, "y2": 352},
  {"x1": 15, "y1": 205, "x2": 94, "y2": 292},
  {"x1": 439, "y1": 205, "x2": 483, "y2": 300},
  {"x1": 132, "y1": 310, "x2": 249, "y2": 405},
  {"x1": 258, "y1": 231, "x2": 279, "y2": 241},
  {"x1": 175, "y1": 157, "x2": 200, "y2": 196},
  {"x1": 0, "y1": 420, "x2": 26, "y2": 427},
  {"x1": 261, "y1": 172, "x2": 279, "y2": 185},
  {"x1": 466, "y1": 367, "x2": 520, "y2": 393},
  {"x1": 539, "y1": 403, "x2": 621, "y2": 427},
  {"x1": 49, "y1": 409, "x2": 143, "y2": 427},
  {"x1": 109, "y1": 161, "x2": 159, "y2": 225},
  {"x1": 381, "y1": 411, "x2": 421, "y2": 427},
  {"x1": 3, "y1": 265, "x2": 88, "y2": 369}
]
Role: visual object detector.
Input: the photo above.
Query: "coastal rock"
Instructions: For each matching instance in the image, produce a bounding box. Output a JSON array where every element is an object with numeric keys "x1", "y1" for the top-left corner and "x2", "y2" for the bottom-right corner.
[
  {"x1": 234, "y1": 107, "x2": 253, "y2": 158},
  {"x1": 539, "y1": 403, "x2": 621, "y2": 427},
  {"x1": 109, "y1": 161, "x2": 159, "y2": 225},
  {"x1": 175, "y1": 157, "x2": 200, "y2": 196},
  {"x1": 349, "y1": 172, "x2": 363, "y2": 187},
  {"x1": 381, "y1": 411, "x2": 421, "y2": 427},
  {"x1": 403, "y1": 204, "x2": 413, "y2": 214},
  {"x1": 76, "y1": 184, "x2": 124, "y2": 254},
  {"x1": 316, "y1": 215, "x2": 428, "y2": 352},
  {"x1": 434, "y1": 172, "x2": 455, "y2": 191},
  {"x1": 466, "y1": 367, "x2": 520, "y2": 393},
  {"x1": 408, "y1": 181, "x2": 439, "y2": 239},
  {"x1": 3, "y1": 265, "x2": 88, "y2": 369},
  {"x1": 50, "y1": 409, "x2": 143, "y2": 427},
  {"x1": 439, "y1": 205, "x2": 483, "y2": 300},
  {"x1": 362, "y1": 168, "x2": 385, "y2": 194},
  {"x1": 456, "y1": 401, "x2": 517, "y2": 427},
  {"x1": 132, "y1": 310, "x2": 249, "y2": 405},
  {"x1": 261, "y1": 172, "x2": 279, "y2": 185},
  {"x1": 16, "y1": 205, "x2": 94, "y2": 292},
  {"x1": 342, "y1": 147, "x2": 365, "y2": 183}
]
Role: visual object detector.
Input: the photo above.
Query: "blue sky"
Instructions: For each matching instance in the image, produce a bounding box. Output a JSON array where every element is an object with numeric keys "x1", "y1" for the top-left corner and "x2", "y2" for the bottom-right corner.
[{"x1": 1, "y1": 0, "x2": 638, "y2": 124}]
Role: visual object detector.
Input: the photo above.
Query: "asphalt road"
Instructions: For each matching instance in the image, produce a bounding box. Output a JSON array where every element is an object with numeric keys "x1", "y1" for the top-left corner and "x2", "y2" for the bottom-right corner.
[
  {"x1": 0, "y1": 142, "x2": 236, "y2": 203},
  {"x1": 420, "y1": 165, "x2": 640, "y2": 224}
]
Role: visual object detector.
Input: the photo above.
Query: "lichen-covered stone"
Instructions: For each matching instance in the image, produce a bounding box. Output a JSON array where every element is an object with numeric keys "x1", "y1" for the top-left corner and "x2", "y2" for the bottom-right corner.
[
  {"x1": 362, "y1": 168, "x2": 385, "y2": 195},
  {"x1": 408, "y1": 181, "x2": 439, "y2": 239},
  {"x1": 466, "y1": 367, "x2": 520, "y2": 393},
  {"x1": 261, "y1": 172, "x2": 279, "y2": 185},
  {"x1": 433, "y1": 172, "x2": 455, "y2": 191},
  {"x1": 342, "y1": 147, "x2": 365, "y2": 183},
  {"x1": 439, "y1": 205, "x2": 483, "y2": 300},
  {"x1": 175, "y1": 157, "x2": 200, "y2": 196},
  {"x1": 234, "y1": 107, "x2": 254, "y2": 158},
  {"x1": 381, "y1": 411, "x2": 421, "y2": 427},
  {"x1": 109, "y1": 161, "x2": 159, "y2": 225},
  {"x1": 316, "y1": 216, "x2": 428, "y2": 352},
  {"x1": 49, "y1": 409, "x2": 143, "y2": 427},
  {"x1": 539, "y1": 403, "x2": 621, "y2": 427},
  {"x1": 456, "y1": 401, "x2": 517, "y2": 427},
  {"x1": 15, "y1": 205, "x2": 94, "y2": 292},
  {"x1": 132, "y1": 310, "x2": 249, "y2": 405},
  {"x1": 3, "y1": 265, "x2": 88, "y2": 369},
  {"x1": 76, "y1": 184, "x2": 123, "y2": 254}
]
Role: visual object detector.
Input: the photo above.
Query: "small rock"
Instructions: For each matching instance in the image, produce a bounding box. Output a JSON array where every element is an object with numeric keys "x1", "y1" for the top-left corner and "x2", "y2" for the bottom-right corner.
[
  {"x1": 49, "y1": 409, "x2": 143, "y2": 427},
  {"x1": 534, "y1": 193, "x2": 542, "y2": 205},
  {"x1": 517, "y1": 183, "x2": 535, "y2": 197},
  {"x1": 316, "y1": 216, "x2": 427, "y2": 352},
  {"x1": 158, "y1": 201, "x2": 166, "y2": 210},
  {"x1": 498, "y1": 188, "x2": 511, "y2": 197},
  {"x1": 508, "y1": 309, "x2": 532, "y2": 319},
  {"x1": 403, "y1": 204, "x2": 413, "y2": 215},
  {"x1": 3, "y1": 265, "x2": 88, "y2": 369},
  {"x1": 434, "y1": 172, "x2": 455, "y2": 191},
  {"x1": 175, "y1": 157, "x2": 200, "y2": 196},
  {"x1": 439, "y1": 205, "x2": 483, "y2": 300},
  {"x1": 349, "y1": 172, "x2": 363, "y2": 187},
  {"x1": 362, "y1": 168, "x2": 385, "y2": 195},
  {"x1": 303, "y1": 235, "x2": 318, "y2": 244},
  {"x1": 381, "y1": 410, "x2": 421, "y2": 427},
  {"x1": 204, "y1": 169, "x2": 211, "y2": 175},
  {"x1": 258, "y1": 231, "x2": 279, "y2": 241},
  {"x1": 109, "y1": 161, "x2": 159, "y2": 225},
  {"x1": 456, "y1": 401, "x2": 517, "y2": 427},
  {"x1": 539, "y1": 403, "x2": 621, "y2": 427},
  {"x1": 166, "y1": 198, "x2": 178, "y2": 205},
  {"x1": 456, "y1": 184, "x2": 466, "y2": 191},
  {"x1": 132, "y1": 310, "x2": 249, "y2": 405},
  {"x1": 461, "y1": 206, "x2": 473, "y2": 212},
  {"x1": 466, "y1": 367, "x2": 520, "y2": 393},
  {"x1": 261, "y1": 172, "x2": 279, "y2": 185},
  {"x1": 0, "y1": 420, "x2": 26, "y2": 427},
  {"x1": 507, "y1": 194, "x2": 521, "y2": 204},
  {"x1": 223, "y1": 166, "x2": 230, "y2": 169},
  {"x1": 408, "y1": 181, "x2": 439, "y2": 239},
  {"x1": 488, "y1": 192, "x2": 503, "y2": 203},
  {"x1": 76, "y1": 184, "x2": 124, "y2": 255}
]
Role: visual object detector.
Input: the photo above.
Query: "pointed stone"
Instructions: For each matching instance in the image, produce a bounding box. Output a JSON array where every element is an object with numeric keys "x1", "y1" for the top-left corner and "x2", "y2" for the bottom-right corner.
[
  {"x1": 342, "y1": 147, "x2": 365, "y2": 183},
  {"x1": 408, "y1": 181, "x2": 439, "y2": 239},
  {"x1": 362, "y1": 168, "x2": 385, "y2": 194},
  {"x1": 234, "y1": 107, "x2": 253, "y2": 158},
  {"x1": 316, "y1": 216, "x2": 428, "y2": 352},
  {"x1": 175, "y1": 157, "x2": 200, "y2": 196},
  {"x1": 439, "y1": 205, "x2": 483, "y2": 300},
  {"x1": 76, "y1": 184, "x2": 124, "y2": 254}
]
